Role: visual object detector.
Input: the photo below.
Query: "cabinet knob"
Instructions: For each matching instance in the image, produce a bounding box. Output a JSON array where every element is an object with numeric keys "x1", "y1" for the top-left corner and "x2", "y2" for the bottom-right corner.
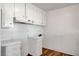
[
  {"x1": 28, "y1": 20, "x2": 31, "y2": 22},
  {"x1": 32, "y1": 21, "x2": 34, "y2": 23}
]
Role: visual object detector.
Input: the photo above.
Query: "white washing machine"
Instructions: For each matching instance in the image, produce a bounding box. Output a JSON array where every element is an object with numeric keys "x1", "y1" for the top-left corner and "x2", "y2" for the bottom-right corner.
[{"x1": 1, "y1": 40, "x2": 21, "y2": 56}]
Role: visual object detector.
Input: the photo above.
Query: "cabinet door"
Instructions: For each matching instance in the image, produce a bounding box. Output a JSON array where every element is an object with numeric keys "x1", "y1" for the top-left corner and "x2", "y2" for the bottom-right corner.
[
  {"x1": 33, "y1": 6, "x2": 42, "y2": 25},
  {"x1": 26, "y1": 3, "x2": 33, "y2": 23},
  {"x1": 42, "y1": 11, "x2": 46, "y2": 25},
  {"x1": 15, "y1": 3, "x2": 25, "y2": 21},
  {"x1": 1, "y1": 3, "x2": 14, "y2": 28}
]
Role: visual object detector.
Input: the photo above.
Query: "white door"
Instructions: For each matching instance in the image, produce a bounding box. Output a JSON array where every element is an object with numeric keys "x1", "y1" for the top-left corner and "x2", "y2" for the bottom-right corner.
[{"x1": 1, "y1": 3, "x2": 14, "y2": 28}]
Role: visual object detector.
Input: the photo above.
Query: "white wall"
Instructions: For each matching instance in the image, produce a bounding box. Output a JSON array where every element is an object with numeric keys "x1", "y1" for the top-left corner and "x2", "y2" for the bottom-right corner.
[{"x1": 43, "y1": 4, "x2": 79, "y2": 55}]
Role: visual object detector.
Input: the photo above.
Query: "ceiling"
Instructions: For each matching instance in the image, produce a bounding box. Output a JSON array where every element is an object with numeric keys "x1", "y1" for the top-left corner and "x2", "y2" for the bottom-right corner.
[{"x1": 33, "y1": 3, "x2": 79, "y2": 11}]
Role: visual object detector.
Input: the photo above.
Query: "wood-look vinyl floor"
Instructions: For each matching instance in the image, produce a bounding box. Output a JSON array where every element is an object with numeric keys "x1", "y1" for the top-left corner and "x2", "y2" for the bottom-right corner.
[{"x1": 41, "y1": 48, "x2": 72, "y2": 56}]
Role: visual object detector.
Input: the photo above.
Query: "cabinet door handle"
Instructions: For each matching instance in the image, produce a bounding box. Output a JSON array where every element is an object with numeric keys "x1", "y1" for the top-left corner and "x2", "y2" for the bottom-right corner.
[{"x1": 32, "y1": 21, "x2": 34, "y2": 23}]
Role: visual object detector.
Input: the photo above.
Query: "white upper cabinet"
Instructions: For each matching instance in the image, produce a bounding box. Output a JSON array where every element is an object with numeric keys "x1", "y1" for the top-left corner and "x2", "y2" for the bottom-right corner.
[
  {"x1": 1, "y1": 3, "x2": 14, "y2": 28},
  {"x1": 26, "y1": 3, "x2": 46, "y2": 25},
  {"x1": 14, "y1": 3, "x2": 46, "y2": 26},
  {"x1": 14, "y1": 3, "x2": 26, "y2": 22},
  {"x1": 1, "y1": 3, "x2": 46, "y2": 27}
]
